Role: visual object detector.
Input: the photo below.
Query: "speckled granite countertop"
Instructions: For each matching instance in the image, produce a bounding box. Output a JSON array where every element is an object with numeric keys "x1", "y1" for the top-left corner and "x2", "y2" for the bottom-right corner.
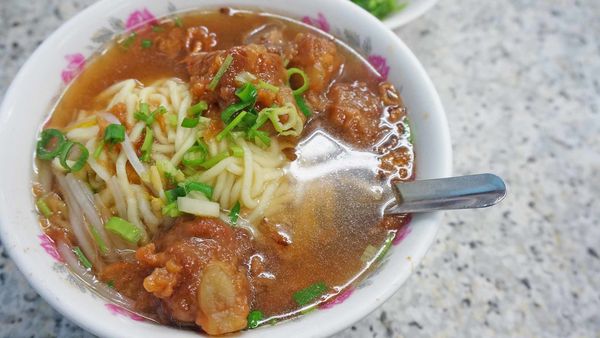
[{"x1": 1, "y1": 0, "x2": 599, "y2": 337}]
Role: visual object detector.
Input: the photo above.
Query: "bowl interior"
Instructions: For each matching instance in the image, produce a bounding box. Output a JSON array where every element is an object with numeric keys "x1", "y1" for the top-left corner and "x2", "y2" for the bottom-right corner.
[{"x1": 0, "y1": 0, "x2": 451, "y2": 337}]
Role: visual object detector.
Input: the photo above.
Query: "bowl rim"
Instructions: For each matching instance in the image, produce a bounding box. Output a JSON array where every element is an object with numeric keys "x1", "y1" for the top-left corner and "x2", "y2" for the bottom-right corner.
[
  {"x1": 383, "y1": 0, "x2": 440, "y2": 29},
  {"x1": 0, "y1": 0, "x2": 452, "y2": 337}
]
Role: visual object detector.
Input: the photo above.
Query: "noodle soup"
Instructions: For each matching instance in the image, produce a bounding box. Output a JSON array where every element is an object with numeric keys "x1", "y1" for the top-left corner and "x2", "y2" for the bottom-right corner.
[{"x1": 32, "y1": 9, "x2": 414, "y2": 335}]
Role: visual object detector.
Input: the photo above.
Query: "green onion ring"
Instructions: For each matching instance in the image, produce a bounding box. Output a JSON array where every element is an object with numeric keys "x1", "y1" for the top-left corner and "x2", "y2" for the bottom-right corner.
[
  {"x1": 59, "y1": 141, "x2": 89, "y2": 172},
  {"x1": 286, "y1": 68, "x2": 310, "y2": 96},
  {"x1": 36, "y1": 129, "x2": 67, "y2": 160}
]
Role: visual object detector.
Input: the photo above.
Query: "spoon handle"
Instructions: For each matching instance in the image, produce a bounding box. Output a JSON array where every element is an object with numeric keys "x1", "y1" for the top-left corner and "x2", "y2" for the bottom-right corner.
[{"x1": 385, "y1": 174, "x2": 507, "y2": 214}]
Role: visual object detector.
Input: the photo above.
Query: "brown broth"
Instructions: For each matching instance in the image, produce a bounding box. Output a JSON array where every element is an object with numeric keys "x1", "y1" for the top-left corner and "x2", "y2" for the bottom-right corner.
[{"x1": 39, "y1": 9, "x2": 413, "y2": 329}]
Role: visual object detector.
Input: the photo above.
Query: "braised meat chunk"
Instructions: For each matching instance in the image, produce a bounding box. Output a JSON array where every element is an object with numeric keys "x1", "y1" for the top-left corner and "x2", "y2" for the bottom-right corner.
[
  {"x1": 289, "y1": 33, "x2": 343, "y2": 112},
  {"x1": 327, "y1": 81, "x2": 384, "y2": 147},
  {"x1": 187, "y1": 44, "x2": 287, "y2": 108}
]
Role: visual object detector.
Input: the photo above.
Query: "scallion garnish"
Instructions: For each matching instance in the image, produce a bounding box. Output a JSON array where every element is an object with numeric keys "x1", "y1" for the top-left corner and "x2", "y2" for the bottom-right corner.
[
  {"x1": 182, "y1": 144, "x2": 208, "y2": 167},
  {"x1": 189, "y1": 101, "x2": 208, "y2": 116},
  {"x1": 73, "y1": 246, "x2": 92, "y2": 269},
  {"x1": 294, "y1": 94, "x2": 313, "y2": 117},
  {"x1": 104, "y1": 124, "x2": 125, "y2": 144},
  {"x1": 105, "y1": 216, "x2": 142, "y2": 244},
  {"x1": 165, "y1": 113, "x2": 178, "y2": 127},
  {"x1": 208, "y1": 54, "x2": 233, "y2": 91},
  {"x1": 141, "y1": 39, "x2": 152, "y2": 48},
  {"x1": 181, "y1": 117, "x2": 200, "y2": 128},
  {"x1": 403, "y1": 117, "x2": 414, "y2": 144},
  {"x1": 230, "y1": 145, "x2": 244, "y2": 158},
  {"x1": 286, "y1": 67, "x2": 310, "y2": 96},
  {"x1": 221, "y1": 100, "x2": 253, "y2": 123},
  {"x1": 135, "y1": 104, "x2": 165, "y2": 126},
  {"x1": 229, "y1": 201, "x2": 241, "y2": 225},
  {"x1": 36, "y1": 129, "x2": 67, "y2": 160},
  {"x1": 161, "y1": 202, "x2": 180, "y2": 217},
  {"x1": 165, "y1": 186, "x2": 187, "y2": 203},
  {"x1": 247, "y1": 310, "x2": 263, "y2": 329},
  {"x1": 236, "y1": 83, "x2": 258, "y2": 102},
  {"x1": 293, "y1": 281, "x2": 327, "y2": 306},
  {"x1": 140, "y1": 127, "x2": 153, "y2": 162},
  {"x1": 182, "y1": 181, "x2": 214, "y2": 200},
  {"x1": 93, "y1": 140, "x2": 105, "y2": 159},
  {"x1": 200, "y1": 151, "x2": 229, "y2": 169},
  {"x1": 121, "y1": 32, "x2": 137, "y2": 49},
  {"x1": 257, "y1": 80, "x2": 279, "y2": 93},
  {"x1": 151, "y1": 25, "x2": 164, "y2": 33},
  {"x1": 247, "y1": 129, "x2": 271, "y2": 147},
  {"x1": 217, "y1": 110, "x2": 248, "y2": 141},
  {"x1": 36, "y1": 198, "x2": 53, "y2": 218},
  {"x1": 90, "y1": 226, "x2": 109, "y2": 255},
  {"x1": 173, "y1": 16, "x2": 183, "y2": 27},
  {"x1": 59, "y1": 141, "x2": 89, "y2": 172},
  {"x1": 107, "y1": 280, "x2": 115, "y2": 288}
]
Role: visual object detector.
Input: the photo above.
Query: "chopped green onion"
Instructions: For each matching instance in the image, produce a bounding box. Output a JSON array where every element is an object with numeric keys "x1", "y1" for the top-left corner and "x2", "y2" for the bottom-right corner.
[
  {"x1": 165, "y1": 186, "x2": 186, "y2": 203},
  {"x1": 208, "y1": 54, "x2": 233, "y2": 91},
  {"x1": 235, "y1": 83, "x2": 258, "y2": 103},
  {"x1": 182, "y1": 181, "x2": 213, "y2": 200},
  {"x1": 189, "y1": 101, "x2": 208, "y2": 116},
  {"x1": 217, "y1": 111, "x2": 248, "y2": 141},
  {"x1": 121, "y1": 32, "x2": 137, "y2": 49},
  {"x1": 182, "y1": 144, "x2": 208, "y2": 167},
  {"x1": 140, "y1": 127, "x2": 153, "y2": 162},
  {"x1": 377, "y1": 232, "x2": 395, "y2": 260},
  {"x1": 73, "y1": 246, "x2": 92, "y2": 269},
  {"x1": 221, "y1": 100, "x2": 254, "y2": 123},
  {"x1": 360, "y1": 244, "x2": 378, "y2": 263},
  {"x1": 165, "y1": 113, "x2": 178, "y2": 127},
  {"x1": 59, "y1": 141, "x2": 89, "y2": 172},
  {"x1": 173, "y1": 16, "x2": 183, "y2": 27},
  {"x1": 287, "y1": 68, "x2": 310, "y2": 96},
  {"x1": 104, "y1": 124, "x2": 125, "y2": 144},
  {"x1": 105, "y1": 216, "x2": 141, "y2": 244},
  {"x1": 93, "y1": 140, "x2": 105, "y2": 159},
  {"x1": 36, "y1": 198, "x2": 53, "y2": 217},
  {"x1": 247, "y1": 310, "x2": 263, "y2": 329},
  {"x1": 293, "y1": 281, "x2": 327, "y2": 306},
  {"x1": 181, "y1": 117, "x2": 199, "y2": 128},
  {"x1": 247, "y1": 129, "x2": 271, "y2": 147},
  {"x1": 295, "y1": 94, "x2": 313, "y2": 117},
  {"x1": 257, "y1": 80, "x2": 280, "y2": 93},
  {"x1": 90, "y1": 227, "x2": 109, "y2": 255},
  {"x1": 36, "y1": 129, "x2": 67, "y2": 160},
  {"x1": 151, "y1": 25, "x2": 164, "y2": 32},
  {"x1": 230, "y1": 145, "x2": 244, "y2": 158},
  {"x1": 107, "y1": 280, "x2": 115, "y2": 288},
  {"x1": 162, "y1": 202, "x2": 181, "y2": 217},
  {"x1": 200, "y1": 151, "x2": 229, "y2": 169},
  {"x1": 135, "y1": 104, "x2": 165, "y2": 126},
  {"x1": 141, "y1": 39, "x2": 152, "y2": 48},
  {"x1": 403, "y1": 117, "x2": 414, "y2": 144},
  {"x1": 229, "y1": 201, "x2": 241, "y2": 225}
]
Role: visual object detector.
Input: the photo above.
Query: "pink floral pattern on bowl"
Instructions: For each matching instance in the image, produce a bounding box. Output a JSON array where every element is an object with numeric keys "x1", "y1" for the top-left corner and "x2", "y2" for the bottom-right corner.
[
  {"x1": 105, "y1": 303, "x2": 145, "y2": 321},
  {"x1": 38, "y1": 234, "x2": 63, "y2": 262},
  {"x1": 367, "y1": 55, "x2": 390, "y2": 81},
  {"x1": 125, "y1": 8, "x2": 157, "y2": 31},
  {"x1": 301, "y1": 13, "x2": 330, "y2": 33},
  {"x1": 60, "y1": 53, "x2": 85, "y2": 85},
  {"x1": 319, "y1": 287, "x2": 354, "y2": 310}
]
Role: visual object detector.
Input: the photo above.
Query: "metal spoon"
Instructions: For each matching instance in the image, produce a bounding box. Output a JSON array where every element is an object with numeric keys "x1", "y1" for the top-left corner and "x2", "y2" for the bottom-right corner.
[{"x1": 385, "y1": 174, "x2": 507, "y2": 214}]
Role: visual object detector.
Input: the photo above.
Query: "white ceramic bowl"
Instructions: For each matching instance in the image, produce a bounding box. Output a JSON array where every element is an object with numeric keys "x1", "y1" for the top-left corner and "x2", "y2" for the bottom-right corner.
[{"x1": 0, "y1": 0, "x2": 451, "y2": 337}]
